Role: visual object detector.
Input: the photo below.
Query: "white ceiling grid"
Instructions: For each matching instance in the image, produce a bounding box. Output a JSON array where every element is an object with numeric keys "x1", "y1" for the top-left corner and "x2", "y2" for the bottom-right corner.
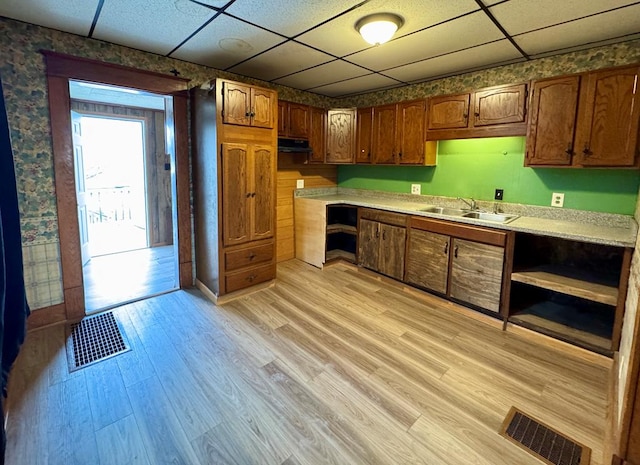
[{"x1": 1, "y1": 0, "x2": 639, "y2": 97}]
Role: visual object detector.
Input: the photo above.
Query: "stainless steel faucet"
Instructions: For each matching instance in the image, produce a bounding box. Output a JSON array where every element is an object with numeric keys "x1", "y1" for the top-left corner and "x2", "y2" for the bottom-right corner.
[{"x1": 457, "y1": 197, "x2": 477, "y2": 210}]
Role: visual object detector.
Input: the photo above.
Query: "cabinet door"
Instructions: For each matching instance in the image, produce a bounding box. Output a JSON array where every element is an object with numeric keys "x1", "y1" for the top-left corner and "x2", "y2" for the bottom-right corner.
[
  {"x1": 356, "y1": 107, "x2": 373, "y2": 164},
  {"x1": 277, "y1": 101, "x2": 287, "y2": 136},
  {"x1": 372, "y1": 104, "x2": 397, "y2": 164},
  {"x1": 308, "y1": 106, "x2": 326, "y2": 163},
  {"x1": 427, "y1": 94, "x2": 470, "y2": 130},
  {"x1": 397, "y1": 100, "x2": 426, "y2": 164},
  {"x1": 223, "y1": 82, "x2": 251, "y2": 126},
  {"x1": 251, "y1": 145, "x2": 275, "y2": 241},
  {"x1": 326, "y1": 109, "x2": 356, "y2": 164},
  {"x1": 525, "y1": 76, "x2": 579, "y2": 166},
  {"x1": 251, "y1": 87, "x2": 276, "y2": 128},
  {"x1": 288, "y1": 103, "x2": 310, "y2": 139},
  {"x1": 449, "y1": 238, "x2": 504, "y2": 313},
  {"x1": 358, "y1": 219, "x2": 379, "y2": 271},
  {"x1": 473, "y1": 84, "x2": 526, "y2": 126},
  {"x1": 575, "y1": 66, "x2": 640, "y2": 167},
  {"x1": 405, "y1": 229, "x2": 449, "y2": 294},
  {"x1": 221, "y1": 143, "x2": 250, "y2": 246},
  {"x1": 378, "y1": 223, "x2": 406, "y2": 280}
]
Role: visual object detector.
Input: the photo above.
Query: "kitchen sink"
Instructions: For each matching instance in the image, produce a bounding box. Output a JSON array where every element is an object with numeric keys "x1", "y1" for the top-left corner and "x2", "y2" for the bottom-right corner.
[
  {"x1": 462, "y1": 211, "x2": 519, "y2": 223},
  {"x1": 418, "y1": 206, "x2": 469, "y2": 216}
]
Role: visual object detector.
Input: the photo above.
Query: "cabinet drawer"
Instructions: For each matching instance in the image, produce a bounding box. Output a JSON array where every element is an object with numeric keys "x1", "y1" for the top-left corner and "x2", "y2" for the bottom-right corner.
[
  {"x1": 411, "y1": 216, "x2": 506, "y2": 247},
  {"x1": 225, "y1": 243, "x2": 274, "y2": 272},
  {"x1": 225, "y1": 263, "x2": 275, "y2": 293},
  {"x1": 360, "y1": 208, "x2": 407, "y2": 227}
]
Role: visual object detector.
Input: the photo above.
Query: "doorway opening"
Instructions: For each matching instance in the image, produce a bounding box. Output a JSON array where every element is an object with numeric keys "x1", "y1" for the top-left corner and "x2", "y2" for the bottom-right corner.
[{"x1": 70, "y1": 81, "x2": 179, "y2": 313}]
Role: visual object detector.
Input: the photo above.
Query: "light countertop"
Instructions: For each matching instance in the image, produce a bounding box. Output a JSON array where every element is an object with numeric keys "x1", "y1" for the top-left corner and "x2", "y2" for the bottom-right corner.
[{"x1": 295, "y1": 188, "x2": 638, "y2": 248}]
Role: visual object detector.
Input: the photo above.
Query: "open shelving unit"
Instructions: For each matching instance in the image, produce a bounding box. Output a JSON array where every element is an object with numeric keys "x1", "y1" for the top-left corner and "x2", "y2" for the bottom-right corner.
[
  {"x1": 325, "y1": 205, "x2": 357, "y2": 264},
  {"x1": 508, "y1": 233, "x2": 631, "y2": 355}
]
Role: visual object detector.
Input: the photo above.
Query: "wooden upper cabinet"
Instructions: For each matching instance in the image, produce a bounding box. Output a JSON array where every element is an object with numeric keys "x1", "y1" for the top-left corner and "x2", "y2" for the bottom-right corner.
[
  {"x1": 372, "y1": 104, "x2": 397, "y2": 164},
  {"x1": 397, "y1": 100, "x2": 426, "y2": 164},
  {"x1": 326, "y1": 109, "x2": 356, "y2": 164},
  {"x1": 526, "y1": 76, "x2": 580, "y2": 166},
  {"x1": 222, "y1": 81, "x2": 275, "y2": 128},
  {"x1": 575, "y1": 66, "x2": 640, "y2": 167},
  {"x1": 427, "y1": 94, "x2": 470, "y2": 130},
  {"x1": 278, "y1": 101, "x2": 310, "y2": 138},
  {"x1": 473, "y1": 84, "x2": 527, "y2": 127},
  {"x1": 221, "y1": 143, "x2": 275, "y2": 247},
  {"x1": 356, "y1": 107, "x2": 373, "y2": 163},
  {"x1": 308, "y1": 106, "x2": 326, "y2": 164}
]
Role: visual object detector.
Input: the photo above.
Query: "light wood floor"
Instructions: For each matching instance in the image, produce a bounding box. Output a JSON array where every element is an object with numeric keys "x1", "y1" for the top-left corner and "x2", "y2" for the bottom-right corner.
[
  {"x1": 83, "y1": 245, "x2": 177, "y2": 312},
  {"x1": 7, "y1": 260, "x2": 610, "y2": 465}
]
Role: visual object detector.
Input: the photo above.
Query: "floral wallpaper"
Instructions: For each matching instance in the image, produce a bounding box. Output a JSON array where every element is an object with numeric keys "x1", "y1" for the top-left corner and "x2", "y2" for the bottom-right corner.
[{"x1": 1, "y1": 15, "x2": 639, "y2": 310}]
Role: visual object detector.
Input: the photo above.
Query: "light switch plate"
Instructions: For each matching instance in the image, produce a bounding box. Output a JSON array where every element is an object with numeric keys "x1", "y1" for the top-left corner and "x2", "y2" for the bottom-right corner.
[
  {"x1": 411, "y1": 184, "x2": 421, "y2": 195},
  {"x1": 296, "y1": 179, "x2": 304, "y2": 189},
  {"x1": 551, "y1": 192, "x2": 564, "y2": 207}
]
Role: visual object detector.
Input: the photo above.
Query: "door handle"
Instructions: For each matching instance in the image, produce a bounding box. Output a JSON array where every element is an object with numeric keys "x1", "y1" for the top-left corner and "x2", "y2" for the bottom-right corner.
[
  {"x1": 248, "y1": 253, "x2": 256, "y2": 260},
  {"x1": 454, "y1": 245, "x2": 458, "y2": 258},
  {"x1": 245, "y1": 192, "x2": 251, "y2": 198},
  {"x1": 582, "y1": 144, "x2": 591, "y2": 157},
  {"x1": 443, "y1": 242, "x2": 448, "y2": 254},
  {"x1": 382, "y1": 230, "x2": 386, "y2": 240},
  {"x1": 565, "y1": 143, "x2": 574, "y2": 155}
]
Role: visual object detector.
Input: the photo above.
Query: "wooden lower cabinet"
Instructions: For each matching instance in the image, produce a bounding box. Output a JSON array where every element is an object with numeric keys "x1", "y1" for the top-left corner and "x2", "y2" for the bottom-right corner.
[
  {"x1": 406, "y1": 217, "x2": 510, "y2": 314},
  {"x1": 405, "y1": 229, "x2": 449, "y2": 294},
  {"x1": 449, "y1": 239, "x2": 504, "y2": 313},
  {"x1": 358, "y1": 210, "x2": 407, "y2": 280}
]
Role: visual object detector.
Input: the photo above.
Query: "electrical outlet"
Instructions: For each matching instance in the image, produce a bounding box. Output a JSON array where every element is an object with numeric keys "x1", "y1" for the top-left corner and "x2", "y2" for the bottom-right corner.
[
  {"x1": 411, "y1": 184, "x2": 421, "y2": 195},
  {"x1": 551, "y1": 192, "x2": 565, "y2": 208},
  {"x1": 494, "y1": 189, "x2": 504, "y2": 200},
  {"x1": 296, "y1": 179, "x2": 304, "y2": 189}
]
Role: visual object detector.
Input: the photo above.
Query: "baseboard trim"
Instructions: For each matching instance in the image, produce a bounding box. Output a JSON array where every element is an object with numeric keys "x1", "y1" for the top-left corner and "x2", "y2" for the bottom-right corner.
[
  {"x1": 26, "y1": 303, "x2": 67, "y2": 331},
  {"x1": 195, "y1": 278, "x2": 275, "y2": 306}
]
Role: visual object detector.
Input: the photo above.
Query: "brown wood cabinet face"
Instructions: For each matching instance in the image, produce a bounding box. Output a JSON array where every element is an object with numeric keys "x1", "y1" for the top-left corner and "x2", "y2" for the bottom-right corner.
[
  {"x1": 526, "y1": 76, "x2": 579, "y2": 166},
  {"x1": 405, "y1": 229, "x2": 449, "y2": 294},
  {"x1": 427, "y1": 94, "x2": 470, "y2": 130},
  {"x1": 252, "y1": 145, "x2": 275, "y2": 241},
  {"x1": 251, "y1": 88, "x2": 276, "y2": 128},
  {"x1": 308, "y1": 106, "x2": 326, "y2": 163},
  {"x1": 397, "y1": 100, "x2": 426, "y2": 164},
  {"x1": 356, "y1": 107, "x2": 373, "y2": 163},
  {"x1": 378, "y1": 223, "x2": 406, "y2": 280},
  {"x1": 575, "y1": 66, "x2": 640, "y2": 167},
  {"x1": 449, "y1": 238, "x2": 504, "y2": 312},
  {"x1": 473, "y1": 84, "x2": 526, "y2": 127},
  {"x1": 288, "y1": 103, "x2": 310, "y2": 139},
  {"x1": 222, "y1": 143, "x2": 250, "y2": 246},
  {"x1": 358, "y1": 218, "x2": 379, "y2": 271},
  {"x1": 277, "y1": 101, "x2": 287, "y2": 136},
  {"x1": 223, "y1": 82, "x2": 251, "y2": 126},
  {"x1": 372, "y1": 104, "x2": 397, "y2": 164},
  {"x1": 326, "y1": 109, "x2": 356, "y2": 164}
]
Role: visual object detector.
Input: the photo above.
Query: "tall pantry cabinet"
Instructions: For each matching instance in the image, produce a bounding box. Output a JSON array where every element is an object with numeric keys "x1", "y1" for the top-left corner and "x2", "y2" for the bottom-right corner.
[{"x1": 191, "y1": 79, "x2": 278, "y2": 298}]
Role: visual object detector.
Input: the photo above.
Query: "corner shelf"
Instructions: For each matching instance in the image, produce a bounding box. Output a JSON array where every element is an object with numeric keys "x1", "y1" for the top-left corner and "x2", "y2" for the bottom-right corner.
[
  {"x1": 326, "y1": 224, "x2": 357, "y2": 235},
  {"x1": 325, "y1": 205, "x2": 357, "y2": 264}
]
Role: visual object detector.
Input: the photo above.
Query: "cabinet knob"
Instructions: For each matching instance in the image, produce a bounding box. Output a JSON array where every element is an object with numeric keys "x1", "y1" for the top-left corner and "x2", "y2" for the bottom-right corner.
[
  {"x1": 443, "y1": 242, "x2": 448, "y2": 254},
  {"x1": 251, "y1": 192, "x2": 256, "y2": 197},
  {"x1": 398, "y1": 152, "x2": 402, "y2": 159},
  {"x1": 249, "y1": 253, "x2": 256, "y2": 260},
  {"x1": 375, "y1": 229, "x2": 379, "y2": 239},
  {"x1": 247, "y1": 274, "x2": 256, "y2": 282},
  {"x1": 245, "y1": 192, "x2": 251, "y2": 198},
  {"x1": 565, "y1": 143, "x2": 574, "y2": 156},
  {"x1": 463, "y1": 112, "x2": 468, "y2": 119},
  {"x1": 245, "y1": 112, "x2": 250, "y2": 117},
  {"x1": 382, "y1": 230, "x2": 386, "y2": 240},
  {"x1": 474, "y1": 112, "x2": 480, "y2": 117},
  {"x1": 582, "y1": 144, "x2": 591, "y2": 157},
  {"x1": 454, "y1": 245, "x2": 458, "y2": 258}
]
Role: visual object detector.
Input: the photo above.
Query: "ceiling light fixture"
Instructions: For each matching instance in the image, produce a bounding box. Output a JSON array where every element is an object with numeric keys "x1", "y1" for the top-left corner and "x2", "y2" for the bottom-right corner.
[{"x1": 355, "y1": 13, "x2": 404, "y2": 46}]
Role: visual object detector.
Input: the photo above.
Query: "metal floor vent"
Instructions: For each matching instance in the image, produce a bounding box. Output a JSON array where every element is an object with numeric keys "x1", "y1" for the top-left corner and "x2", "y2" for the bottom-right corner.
[
  {"x1": 500, "y1": 407, "x2": 590, "y2": 465},
  {"x1": 66, "y1": 312, "x2": 130, "y2": 372}
]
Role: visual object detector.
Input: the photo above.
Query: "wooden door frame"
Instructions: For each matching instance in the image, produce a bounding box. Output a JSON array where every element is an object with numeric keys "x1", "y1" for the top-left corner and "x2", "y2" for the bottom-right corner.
[{"x1": 43, "y1": 51, "x2": 192, "y2": 321}]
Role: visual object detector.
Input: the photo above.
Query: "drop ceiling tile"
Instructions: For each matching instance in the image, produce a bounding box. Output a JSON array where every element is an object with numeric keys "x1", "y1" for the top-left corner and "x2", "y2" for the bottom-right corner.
[
  {"x1": 309, "y1": 74, "x2": 401, "y2": 97},
  {"x1": 272, "y1": 60, "x2": 370, "y2": 90},
  {"x1": 227, "y1": 41, "x2": 334, "y2": 82},
  {"x1": 514, "y1": 4, "x2": 640, "y2": 56},
  {"x1": 92, "y1": 0, "x2": 217, "y2": 55},
  {"x1": 0, "y1": 0, "x2": 100, "y2": 36},
  {"x1": 385, "y1": 40, "x2": 523, "y2": 83},
  {"x1": 171, "y1": 15, "x2": 284, "y2": 69},
  {"x1": 490, "y1": 0, "x2": 639, "y2": 35},
  {"x1": 296, "y1": 0, "x2": 480, "y2": 57},
  {"x1": 347, "y1": 11, "x2": 505, "y2": 71},
  {"x1": 224, "y1": 0, "x2": 364, "y2": 37}
]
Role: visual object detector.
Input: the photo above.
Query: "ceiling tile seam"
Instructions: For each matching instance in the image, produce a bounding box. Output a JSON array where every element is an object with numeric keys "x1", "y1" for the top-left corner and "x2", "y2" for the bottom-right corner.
[
  {"x1": 302, "y1": 71, "x2": 406, "y2": 92},
  {"x1": 525, "y1": 32, "x2": 640, "y2": 59},
  {"x1": 509, "y1": 1, "x2": 640, "y2": 38},
  {"x1": 88, "y1": 0, "x2": 105, "y2": 38},
  {"x1": 332, "y1": 83, "x2": 406, "y2": 99},
  {"x1": 270, "y1": 55, "x2": 386, "y2": 85},
  {"x1": 286, "y1": 0, "x2": 371, "y2": 40},
  {"x1": 375, "y1": 38, "x2": 511, "y2": 75},
  {"x1": 185, "y1": 0, "x2": 224, "y2": 11},
  {"x1": 474, "y1": 0, "x2": 530, "y2": 60},
  {"x1": 407, "y1": 57, "x2": 528, "y2": 84},
  {"x1": 166, "y1": 0, "x2": 237, "y2": 57},
  {"x1": 337, "y1": 8, "x2": 483, "y2": 61}
]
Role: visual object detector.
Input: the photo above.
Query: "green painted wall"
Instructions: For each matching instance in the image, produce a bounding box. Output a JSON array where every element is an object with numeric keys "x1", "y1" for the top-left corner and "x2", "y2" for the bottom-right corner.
[{"x1": 338, "y1": 137, "x2": 640, "y2": 215}]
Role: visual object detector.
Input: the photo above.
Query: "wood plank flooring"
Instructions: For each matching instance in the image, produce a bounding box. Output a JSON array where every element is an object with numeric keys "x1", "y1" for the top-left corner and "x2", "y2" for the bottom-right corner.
[
  {"x1": 83, "y1": 245, "x2": 177, "y2": 312},
  {"x1": 6, "y1": 260, "x2": 610, "y2": 465}
]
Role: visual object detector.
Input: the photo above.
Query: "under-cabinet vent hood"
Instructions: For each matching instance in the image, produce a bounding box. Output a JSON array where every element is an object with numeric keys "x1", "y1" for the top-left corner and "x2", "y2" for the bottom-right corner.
[{"x1": 278, "y1": 138, "x2": 312, "y2": 153}]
